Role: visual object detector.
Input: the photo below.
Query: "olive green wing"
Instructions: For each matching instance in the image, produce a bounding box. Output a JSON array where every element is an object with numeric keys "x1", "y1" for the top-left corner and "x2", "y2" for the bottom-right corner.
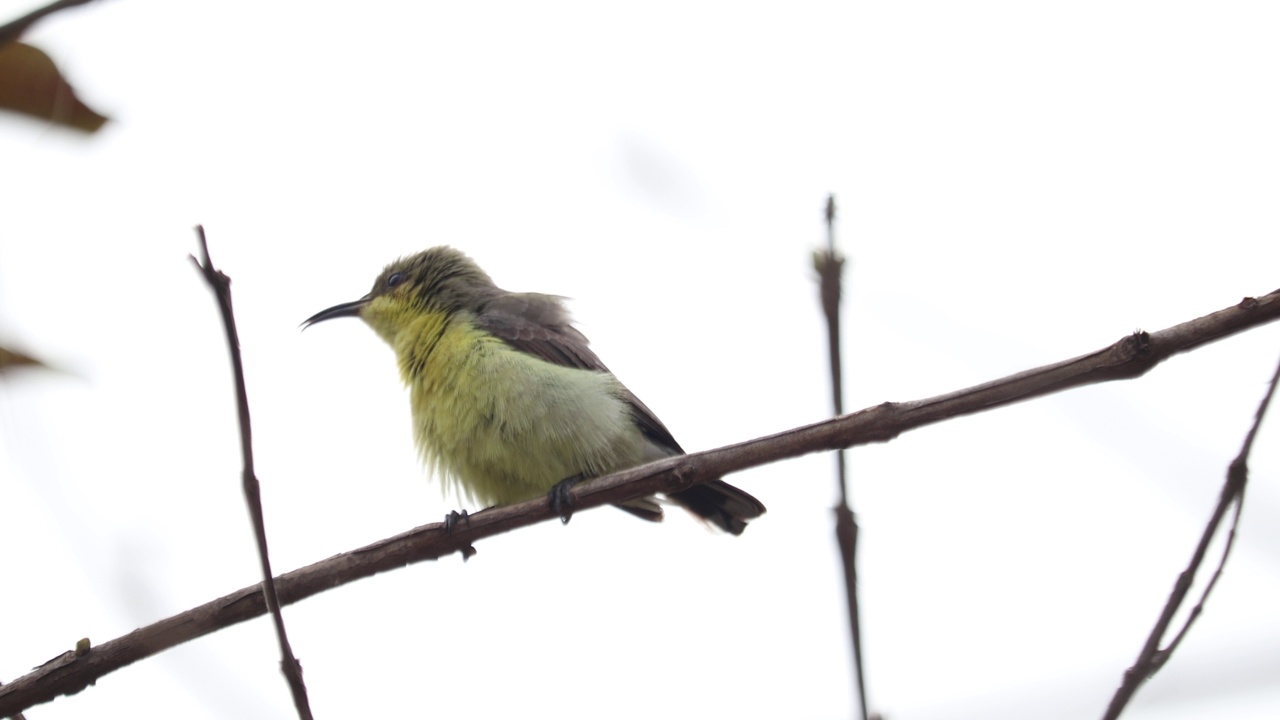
[
  {"x1": 475, "y1": 291, "x2": 767, "y2": 535},
  {"x1": 473, "y1": 292, "x2": 685, "y2": 455}
]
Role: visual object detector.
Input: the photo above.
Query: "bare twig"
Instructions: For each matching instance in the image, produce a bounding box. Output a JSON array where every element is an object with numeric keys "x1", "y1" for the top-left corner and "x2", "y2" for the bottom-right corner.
[
  {"x1": 1100, "y1": 343, "x2": 1280, "y2": 719},
  {"x1": 189, "y1": 227, "x2": 313, "y2": 720},
  {"x1": 3, "y1": 288, "x2": 1279, "y2": 716},
  {"x1": 813, "y1": 194, "x2": 869, "y2": 720},
  {"x1": 0, "y1": 0, "x2": 97, "y2": 47}
]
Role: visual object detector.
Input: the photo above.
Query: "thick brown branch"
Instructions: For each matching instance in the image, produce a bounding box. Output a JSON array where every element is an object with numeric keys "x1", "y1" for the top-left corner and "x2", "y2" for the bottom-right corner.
[{"x1": 2, "y1": 288, "x2": 1278, "y2": 716}]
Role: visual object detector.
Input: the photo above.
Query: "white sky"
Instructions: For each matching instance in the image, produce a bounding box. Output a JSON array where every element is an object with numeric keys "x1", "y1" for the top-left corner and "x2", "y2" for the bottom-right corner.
[{"x1": 2, "y1": 1, "x2": 1279, "y2": 718}]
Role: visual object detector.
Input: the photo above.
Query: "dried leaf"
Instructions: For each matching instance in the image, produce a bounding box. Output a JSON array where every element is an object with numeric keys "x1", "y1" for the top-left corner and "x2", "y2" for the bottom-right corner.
[
  {"x1": 0, "y1": 345, "x2": 50, "y2": 372},
  {"x1": 0, "y1": 41, "x2": 107, "y2": 132}
]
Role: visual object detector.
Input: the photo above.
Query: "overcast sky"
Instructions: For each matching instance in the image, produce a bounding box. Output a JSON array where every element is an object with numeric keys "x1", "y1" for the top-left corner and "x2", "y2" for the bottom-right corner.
[{"x1": 2, "y1": 2, "x2": 1279, "y2": 719}]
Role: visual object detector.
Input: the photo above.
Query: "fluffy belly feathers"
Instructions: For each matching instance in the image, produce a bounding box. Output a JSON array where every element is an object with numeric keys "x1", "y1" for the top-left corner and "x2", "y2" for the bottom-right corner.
[{"x1": 397, "y1": 312, "x2": 648, "y2": 506}]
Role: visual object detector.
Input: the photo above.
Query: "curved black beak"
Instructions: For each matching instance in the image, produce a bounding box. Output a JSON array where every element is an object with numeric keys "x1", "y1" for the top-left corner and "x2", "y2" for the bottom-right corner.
[{"x1": 301, "y1": 296, "x2": 370, "y2": 329}]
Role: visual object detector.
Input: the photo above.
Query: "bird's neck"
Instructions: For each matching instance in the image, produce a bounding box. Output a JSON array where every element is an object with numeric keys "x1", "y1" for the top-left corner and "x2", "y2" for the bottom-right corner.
[{"x1": 392, "y1": 309, "x2": 487, "y2": 389}]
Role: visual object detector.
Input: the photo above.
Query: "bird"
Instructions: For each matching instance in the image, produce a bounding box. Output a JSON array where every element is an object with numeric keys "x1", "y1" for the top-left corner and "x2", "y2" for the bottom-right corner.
[{"x1": 303, "y1": 246, "x2": 765, "y2": 534}]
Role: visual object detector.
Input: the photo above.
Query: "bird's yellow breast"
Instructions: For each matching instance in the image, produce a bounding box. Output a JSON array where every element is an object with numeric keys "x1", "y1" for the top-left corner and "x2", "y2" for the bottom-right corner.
[{"x1": 385, "y1": 307, "x2": 650, "y2": 507}]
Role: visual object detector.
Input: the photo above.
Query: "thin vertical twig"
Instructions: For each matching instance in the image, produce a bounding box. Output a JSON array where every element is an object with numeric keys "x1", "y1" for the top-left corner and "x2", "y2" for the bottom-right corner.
[
  {"x1": 1100, "y1": 347, "x2": 1279, "y2": 719},
  {"x1": 190, "y1": 226, "x2": 314, "y2": 720},
  {"x1": 813, "y1": 194, "x2": 869, "y2": 720}
]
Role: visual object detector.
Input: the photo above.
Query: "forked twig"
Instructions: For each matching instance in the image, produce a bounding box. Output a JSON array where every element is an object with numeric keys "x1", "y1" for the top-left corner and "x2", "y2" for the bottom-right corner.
[{"x1": 1100, "y1": 348, "x2": 1280, "y2": 719}]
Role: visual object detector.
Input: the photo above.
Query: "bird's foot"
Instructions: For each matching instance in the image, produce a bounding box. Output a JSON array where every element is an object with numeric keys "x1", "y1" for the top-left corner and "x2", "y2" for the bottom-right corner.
[
  {"x1": 444, "y1": 509, "x2": 470, "y2": 534},
  {"x1": 548, "y1": 474, "x2": 585, "y2": 524},
  {"x1": 444, "y1": 510, "x2": 477, "y2": 560}
]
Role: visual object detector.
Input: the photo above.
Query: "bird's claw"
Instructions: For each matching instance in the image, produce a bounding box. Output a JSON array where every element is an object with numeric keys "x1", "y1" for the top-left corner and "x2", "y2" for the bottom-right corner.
[
  {"x1": 444, "y1": 509, "x2": 469, "y2": 534},
  {"x1": 548, "y1": 475, "x2": 584, "y2": 524},
  {"x1": 443, "y1": 510, "x2": 477, "y2": 560}
]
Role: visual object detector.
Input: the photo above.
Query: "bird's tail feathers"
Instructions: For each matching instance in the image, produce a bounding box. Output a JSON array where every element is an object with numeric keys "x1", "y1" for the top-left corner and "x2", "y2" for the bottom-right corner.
[
  {"x1": 668, "y1": 479, "x2": 766, "y2": 536},
  {"x1": 613, "y1": 497, "x2": 665, "y2": 523}
]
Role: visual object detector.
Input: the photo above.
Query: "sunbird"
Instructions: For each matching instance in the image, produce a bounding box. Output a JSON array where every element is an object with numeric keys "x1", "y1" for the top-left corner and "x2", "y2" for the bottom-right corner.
[{"x1": 304, "y1": 246, "x2": 766, "y2": 534}]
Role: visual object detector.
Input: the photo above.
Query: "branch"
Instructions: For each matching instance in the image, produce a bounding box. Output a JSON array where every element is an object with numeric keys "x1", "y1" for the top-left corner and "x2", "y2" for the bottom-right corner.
[
  {"x1": 2, "y1": 288, "x2": 1279, "y2": 716},
  {"x1": 0, "y1": 679, "x2": 26, "y2": 720},
  {"x1": 1100, "y1": 344, "x2": 1280, "y2": 719},
  {"x1": 0, "y1": 0, "x2": 98, "y2": 47},
  {"x1": 190, "y1": 227, "x2": 313, "y2": 720},
  {"x1": 813, "y1": 193, "x2": 870, "y2": 720}
]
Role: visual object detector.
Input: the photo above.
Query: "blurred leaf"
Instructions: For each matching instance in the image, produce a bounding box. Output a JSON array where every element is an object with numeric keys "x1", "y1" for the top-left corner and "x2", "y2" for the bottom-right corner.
[
  {"x1": 0, "y1": 41, "x2": 108, "y2": 132},
  {"x1": 0, "y1": 345, "x2": 51, "y2": 372}
]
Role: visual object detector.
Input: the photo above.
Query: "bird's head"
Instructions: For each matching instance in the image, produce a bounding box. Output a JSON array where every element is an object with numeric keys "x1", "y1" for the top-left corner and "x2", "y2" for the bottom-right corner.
[{"x1": 303, "y1": 246, "x2": 497, "y2": 343}]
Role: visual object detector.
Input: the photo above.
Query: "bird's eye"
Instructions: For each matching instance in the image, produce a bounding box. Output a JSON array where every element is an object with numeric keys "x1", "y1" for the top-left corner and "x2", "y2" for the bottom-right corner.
[{"x1": 387, "y1": 272, "x2": 405, "y2": 288}]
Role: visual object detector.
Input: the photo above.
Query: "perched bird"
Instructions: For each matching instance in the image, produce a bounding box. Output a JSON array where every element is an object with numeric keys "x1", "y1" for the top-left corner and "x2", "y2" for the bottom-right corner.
[{"x1": 303, "y1": 246, "x2": 766, "y2": 534}]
